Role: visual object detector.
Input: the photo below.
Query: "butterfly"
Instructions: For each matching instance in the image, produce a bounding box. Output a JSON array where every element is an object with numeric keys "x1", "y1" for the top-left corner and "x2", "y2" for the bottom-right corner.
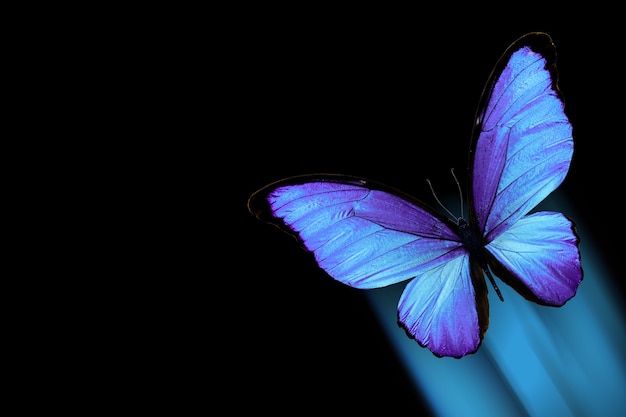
[{"x1": 247, "y1": 32, "x2": 583, "y2": 358}]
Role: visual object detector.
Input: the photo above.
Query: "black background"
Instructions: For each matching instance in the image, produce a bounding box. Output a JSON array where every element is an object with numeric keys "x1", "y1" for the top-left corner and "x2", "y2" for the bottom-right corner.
[
  {"x1": 212, "y1": 13, "x2": 623, "y2": 416},
  {"x1": 21, "y1": 9, "x2": 624, "y2": 416}
]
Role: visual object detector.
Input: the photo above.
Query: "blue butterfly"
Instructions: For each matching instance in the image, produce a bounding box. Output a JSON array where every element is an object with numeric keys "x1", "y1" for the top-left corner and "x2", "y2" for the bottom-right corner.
[{"x1": 248, "y1": 32, "x2": 583, "y2": 358}]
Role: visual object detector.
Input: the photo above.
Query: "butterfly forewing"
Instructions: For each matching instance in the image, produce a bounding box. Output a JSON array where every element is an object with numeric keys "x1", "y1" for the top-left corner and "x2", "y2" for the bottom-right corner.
[
  {"x1": 470, "y1": 33, "x2": 573, "y2": 241},
  {"x1": 250, "y1": 175, "x2": 464, "y2": 289}
]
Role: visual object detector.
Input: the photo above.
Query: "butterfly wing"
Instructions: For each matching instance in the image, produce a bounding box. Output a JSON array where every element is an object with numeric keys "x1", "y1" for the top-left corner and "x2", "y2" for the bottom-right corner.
[
  {"x1": 398, "y1": 254, "x2": 489, "y2": 358},
  {"x1": 486, "y1": 212, "x2": 583, "y2": 306},
  {"x1": 249, "y1": 174, "x2": 488, "y2": 357},
  {"x1": 468, "y1": 32, "x2": 583, "y2": 305}
]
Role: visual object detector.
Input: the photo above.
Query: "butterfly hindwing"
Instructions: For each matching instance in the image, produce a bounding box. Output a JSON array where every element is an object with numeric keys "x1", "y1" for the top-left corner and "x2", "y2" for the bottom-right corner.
[
  {"x1": 485, "y1": 212, "x2": 582, "y2": 306},
  {"x1": 398, "y1": 254, "x2": 489, "y2": 358}
]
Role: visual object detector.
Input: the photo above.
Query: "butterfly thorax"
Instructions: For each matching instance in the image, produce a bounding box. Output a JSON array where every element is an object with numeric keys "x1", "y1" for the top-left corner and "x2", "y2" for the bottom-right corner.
[
  {"x1": 457, "y1": 218, "x2": 488, "y2": 269},
  {"x1": 457, "y1": 218, "x2": 504, "y2": 301}
]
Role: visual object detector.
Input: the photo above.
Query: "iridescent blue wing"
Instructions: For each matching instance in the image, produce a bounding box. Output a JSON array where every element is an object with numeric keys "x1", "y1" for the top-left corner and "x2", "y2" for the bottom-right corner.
[
  {"x1": 248, "y1": 174, "x2": 489, "y2": 357},
  {"x1": 398, "y1": 254, "x2": 489, "y2": 358},
  {"x1": 468, "y1": 32, "x2": 583, "y2": 305}
]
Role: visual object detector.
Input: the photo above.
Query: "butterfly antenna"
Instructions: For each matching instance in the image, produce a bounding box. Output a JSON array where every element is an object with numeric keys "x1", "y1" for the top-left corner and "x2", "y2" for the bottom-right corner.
[
  {"x1": 450, "y1": 168, "x2": 464, "y2": 218},
  {"x1": 426, "y1": 178, "x2": 457, "y2": 221}
]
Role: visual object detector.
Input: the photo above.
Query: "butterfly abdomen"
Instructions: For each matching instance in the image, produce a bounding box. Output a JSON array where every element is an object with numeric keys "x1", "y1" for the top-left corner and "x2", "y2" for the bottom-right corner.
[{"x1": 458, "y1": 218, "x2": 504, "y2": 301}]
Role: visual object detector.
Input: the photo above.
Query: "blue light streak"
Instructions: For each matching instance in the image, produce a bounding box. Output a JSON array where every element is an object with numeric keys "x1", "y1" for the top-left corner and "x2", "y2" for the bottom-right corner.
[{"x1": 366, "y1": 195, "x2": 626, "y2": 416}]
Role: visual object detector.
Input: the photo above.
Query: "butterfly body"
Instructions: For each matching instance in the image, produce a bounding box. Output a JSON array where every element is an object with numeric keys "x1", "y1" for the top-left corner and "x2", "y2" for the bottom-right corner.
[
  {"x1": 457, "y1": 219, "x2": 484, "y2": 265},
  {"x1": 248, "y1": 32, "x2": 583, "y2": 358}
]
